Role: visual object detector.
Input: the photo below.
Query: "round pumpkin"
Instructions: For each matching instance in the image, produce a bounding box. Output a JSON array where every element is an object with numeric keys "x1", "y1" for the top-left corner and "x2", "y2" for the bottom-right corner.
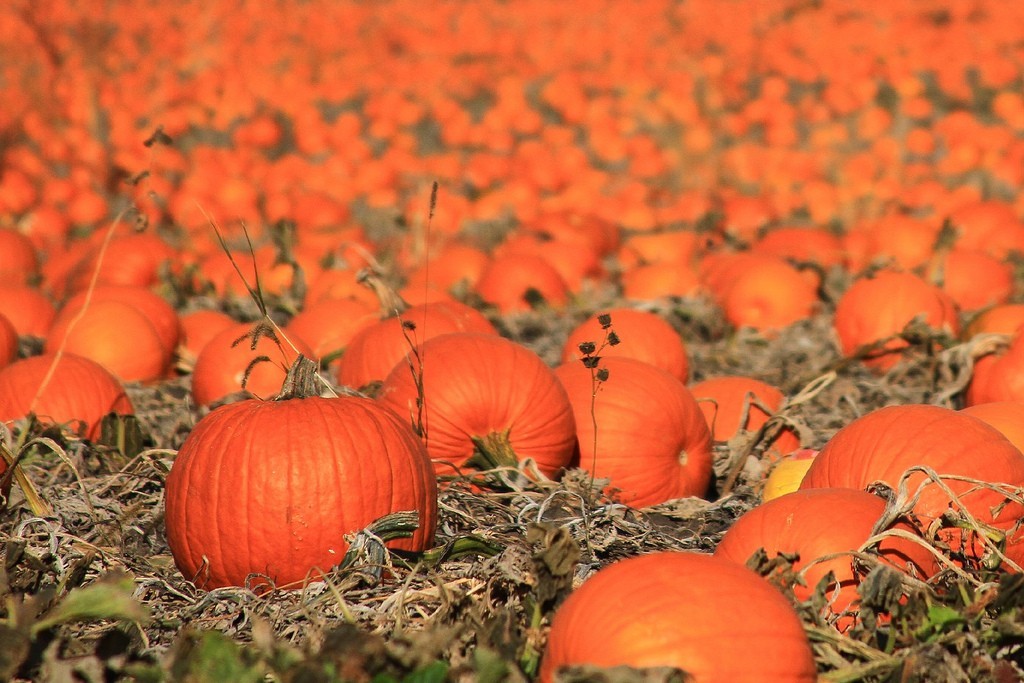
[
  {"x1": 0, "y1": 352, "x2": 133, "y2": 440},
  {"x1": 44, "y1": 299, "x2": 171, "y2": 383},
  {"x1": 377, "y1": 332, "x2": 576, "y2": 478},
  {"x1": 715, "y1": 488, "x2": 931, "y2": 626},
  {"x1": 0, "y1": 313, "x2": 17, "y2": 371},
  {"x1": 474, "y1": 252, "x2": 570, "y2": 314},
  {"x1": 164, "y1": 371, "x2": 437, "y2": 590},
  {"x1": 832, "y1": 270, "x2": 960, "y2": 371},
  {"x1": 554, "y1": 357, "x2": 713, "y2": 507},
  {"x1": 540, "y1": 551, "x2": 817, "y2": 683},
  {"x1": 0, "y1": 285, "x2": 57, "y2": 339},
  {"x1": 799, "y1": 404, "x2": 1024, "y2": 570},
  {"x1": 284, "y1": 296, "x2": 377, "y2": 362},
  {"x1": 561, "y1": 308, "x2": 689, "y2": 382},
  {"x1": 960, "y1": 401, "x2": 1024, "y2": 454},
  {"x1": 190, "y1": 322, "x2": 314, "y2": 407},
  {"x1": 966, "y1": 329, "x2": 1024, "y2": 406},
  {"x1": 337, "y1": 300, "x2": 496, "y2": 390},
  {"x1": 689, "y1": 375, "x2": 800, "y2": 460}
]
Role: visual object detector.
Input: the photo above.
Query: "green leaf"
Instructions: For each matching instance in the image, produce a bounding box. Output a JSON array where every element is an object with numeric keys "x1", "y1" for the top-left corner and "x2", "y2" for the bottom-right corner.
[{"x1": 32, "y1": 573, "x2": 148, "y2": 635}]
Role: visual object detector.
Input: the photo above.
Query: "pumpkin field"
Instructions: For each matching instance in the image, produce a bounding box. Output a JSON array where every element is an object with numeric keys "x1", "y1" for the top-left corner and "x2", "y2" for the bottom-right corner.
[{"x1": 6, "y1": 0, "x2": 1024, "y2": 680}]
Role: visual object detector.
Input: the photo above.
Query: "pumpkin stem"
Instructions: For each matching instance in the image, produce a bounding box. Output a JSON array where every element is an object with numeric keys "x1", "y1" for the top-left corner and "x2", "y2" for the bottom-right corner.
[
  {"x1": 468, "y1": 429, "x2": 520, "y2": 470},
  {"x1": 358, "y1": 268, "x2": 408, "y2": 317},
  {"x1": 275, "y1": 355, "x2": 322, "y2": 400}
]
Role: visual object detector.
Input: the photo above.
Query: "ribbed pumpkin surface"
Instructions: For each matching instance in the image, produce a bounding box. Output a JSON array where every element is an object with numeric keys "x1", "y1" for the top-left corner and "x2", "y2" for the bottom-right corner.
[
  {"x1": 377, "y1": 332, "x2": 576, "y2": 478},
  {"x1": 0, "y1": 352, "x2": 133, "y2": 439},
  {"x1": 540, "y1": 552, "x2": 817, "y2": 683},
  {"x1": 164, "y1": 395, "x2": 437, "y2": 590},
  {"x1": 800, "y1": 404, "x2": 1024, "y2": 569},
  {"x1": 554, "y1": 357, "x2": 713, "y2": 507}
]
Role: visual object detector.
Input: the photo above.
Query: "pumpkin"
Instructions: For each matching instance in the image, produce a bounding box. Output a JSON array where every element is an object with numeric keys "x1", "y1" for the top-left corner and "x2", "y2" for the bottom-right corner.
[
  {"x1": 832, "y1": 270, "x2": 959, "y2": 371},
  {"x1": 561, "y1": 308, "x2": 689, "y2": 382},
  {"x1": 0, "y1": 313, "x2": 17, "y2": 371},
  {"x1": 284, "y1": 296, "x2": 377, "y2": 363},
  {"x1": 799, "y1": 404, "x2": 1024, "y2": 570},
  {"x1": 715, "y1": 488, "x2": 931, "y2": 626},
  {"x1": 377, "y1": 332, "x2": 576, "y2": 478},
  {"x1": 337, "y1": 300, "x2": 496, "y2": 390},
  {"x1": 474, "y1": 252, "x2": 570, "y2": 314},
  {"x1": 540, "y1": 551, "x2": 817, "y2": 683},
  {"x1": 57, "y1": 285, "x2": 182, "y2": 360},
  {"x1": 689, "y1": 375, "x2": 800, "y2": 460},
  {"x1": 0, "y1": 285, "x2": 57, "y2": 339},
  {"x1": 963, "y1": 303, "x2": 1024, "y2": 339},
  {"x1": 164, "y1": 358, "x2": 437, "y2": 590},
  {"x1": 0, "y1": 352, "x2": 133, "y2": 440},
  {"x1": 554, "y1": 357, "x2": 713, "y2": 507},
  {"x1": 190, "y1": 322, "x2": 314, "y2": 407},
  {"x1": 960, "y1": 401, "x2": 1024, "y2": 454},
  {"x1": 966, "y1": 329, "x2": 1024, "y2": 405},
  {"x1": 0, "y1": 228, "x2": 40, "y2": 284},
  {"x1": 177, "y1": 309, "x2": 237, "y2": 368},
  {"x1": 44, "y1": 299, "x2": 172, "y2": 383}
]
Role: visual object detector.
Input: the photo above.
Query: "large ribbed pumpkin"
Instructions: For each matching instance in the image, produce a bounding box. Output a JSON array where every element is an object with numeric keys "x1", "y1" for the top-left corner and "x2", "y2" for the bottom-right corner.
[
  {"x1": 554, "y1": 357, "x2": 713, "y2": 507},
  {"x1": 337, "y1": 300, "x2": 496, "y2": 390},
  {"x1": 0, "y1": 352, "x2": 133, "y2": 440},
  {"x1": 540, "y1": 552, "x2": 817, "y2": 683},
  {"x1": 799, "y1": 404, "x2": 1024, "y2": 570},
  {"x1": 377, "y1": 332, "x2": 576, "y2": 478},
  {"x1": 164, "y1": 366, "x2": 437, "y2": 590},
  {"x1": 715, "y1": 488, "x2": 932, "y2": 626},
  {"x1": 561, "y1": 308, "x2": 689, "y2": 382}
]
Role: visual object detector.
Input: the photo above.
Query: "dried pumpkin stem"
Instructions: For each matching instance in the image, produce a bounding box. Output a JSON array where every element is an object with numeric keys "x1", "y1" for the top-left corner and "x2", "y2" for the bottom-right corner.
[
  {"x1": 358, "y1": 269, "x2": 408, "y2": 317},
  {"x1": 469, "y1": 429, "x2": 520, "y2": 470},
  {"x1": 275, "y1": 355, "x2": 322, "y2": 401}
]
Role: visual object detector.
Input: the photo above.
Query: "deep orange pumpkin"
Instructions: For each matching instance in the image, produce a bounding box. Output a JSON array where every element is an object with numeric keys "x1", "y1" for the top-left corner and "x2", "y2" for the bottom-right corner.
[
  {"x1": 833, "y1": 270, "x2": 960, "y2": 371},
  {"x1": 554, "y1": 357, "x2": 713, "y2": 507},
  {"x1": 715, "y1": 488, "x2": 931, "y2": 626},
  {"x1": 190, "y1": 322, "x2": 314, "y2": 407},
  {"x1": 689, "y1": 375, "x2": 800, "y2": 459},
  {"x1": 0, "y1": 285, "x2": 57, "y2": 339},
  {"x1": 0, "y1": 313, "x2": 17, "y2": 371},
  {"x1": 377, "y1": 332, "x2": 576, "y2": 479},
  {"x1": 960, "y1": 401, "x2": 1024, "y2": 454},
  {"x1": 336, "y1": 300, "x2": 496, "y2": 390},
  {"x1": 540, "y1": 551, "x2": 817, "y2": 683},
  {"x1": 45, "y1": 299, "x2": 172, "y2": 383},
  {"x1": 799, "y1": 404, "x2": 1024, "y2": 571},
  {"x1": 561, "y1": 308, "x2": 689, "y2": 382},
  {"x1": 0, "y1": 352, "x2": 133, "y2": 440},
  {"x1": 966, "y1": 329, "x2": 1024, "y2": 406},
  {"x1": 164, "y1": 384, "x2": 437, "y2": 590}
]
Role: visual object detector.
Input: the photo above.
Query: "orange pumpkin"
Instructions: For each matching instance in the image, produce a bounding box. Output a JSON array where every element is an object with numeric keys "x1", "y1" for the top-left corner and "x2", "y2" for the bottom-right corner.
[
  {"x1": 0, "y1": 353, "x2": 133, "y2": 440},
  {"x1": 190, "y1": 322, "x2": 314, "y2": 407},
  {"x1": 715, "y1": 488, "x2": 930, "y2": 626},
  {"x1": 966, "y1": 329, "x2": 1024, "y2": 405},
  {"x1": 833, "y1": 270, "x2": 959, "y2": 371},
  {"x1": 800, "y1": 404, "x2": 1024, "y2": 571},
  {"x1": 45, "y1": 300, "x2": 172, "y2": 383},
  {"x1": 561, "y1": 308, "x2": 689, "y2": 382},
  {"x1": 377, "y1": 332, "x2": 576, "y2": 479},
  {"x1": 474, "y1": 252, "x2": 570, "y2": 314},
  {"x1": 960, "y1": 401, "x2": 1024, "y2": 454},
  {"x1": 689, "y1": 375, "x2": 800, "y2": 459},
  {"x1": 540, "y1": 552, "x2": 817, "y2": 683},
  {"x1": 337, "y1": 300, "x2": 496, "y2": 390},
  {"x1": 165, "y1": 368, "x2": 437, "y2": 590},
  {"x1": 555, "y1": 357, "x2": 713, "y2": 507},
  {"x1": 0, "y1": 285, "x2": 57, "y2": 339}
]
